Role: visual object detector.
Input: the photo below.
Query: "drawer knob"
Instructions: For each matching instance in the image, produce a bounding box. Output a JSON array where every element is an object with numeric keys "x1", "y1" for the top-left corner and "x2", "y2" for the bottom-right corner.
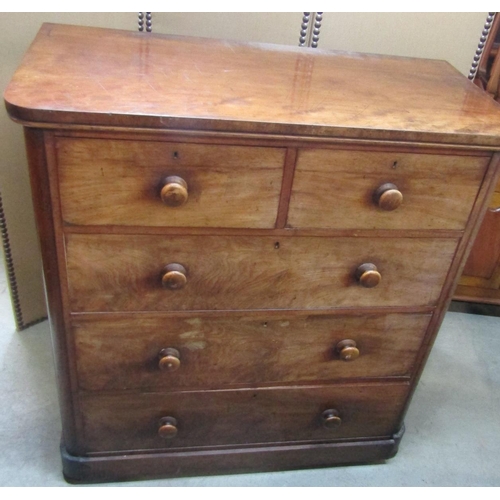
[
  {"x1": 374, "y1": 183, "x2": 403, "y2": 211},
  {"x1": 158, "y1": 416, "x2": 178, "y2": 439},
  {"x1": 322, "y1": 409, "x2": 342, "y2": 429},
  {"x1": 336, "y1": 339, "x2": 360, "y2": 361},
  {"x1": 355, "y1": 263, "x2": 381, "y2": 288},
  {"x1": 160, "y1": 176, "x2": 188, "y2": 207},
  {"x1": 158, "y1": 348, "x2": 181, "y2": 372},
  {"x1": 162, "y1": 263, "x2": 187, "y2": 290}
]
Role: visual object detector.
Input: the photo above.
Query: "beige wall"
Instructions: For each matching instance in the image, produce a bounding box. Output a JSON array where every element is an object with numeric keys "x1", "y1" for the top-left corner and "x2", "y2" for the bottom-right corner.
[
  {"x1": 0, "y1": 12, "x2": 488, "y2": 328},
  {"x1": 320, "y1": 12, "x2": 486, "y2": 76}
]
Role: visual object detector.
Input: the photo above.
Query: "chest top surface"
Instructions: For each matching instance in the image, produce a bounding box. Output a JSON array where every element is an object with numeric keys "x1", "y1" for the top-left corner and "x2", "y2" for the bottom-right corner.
[{"x1": 5, "y1": 23, "x2": 500, "y2": 147}]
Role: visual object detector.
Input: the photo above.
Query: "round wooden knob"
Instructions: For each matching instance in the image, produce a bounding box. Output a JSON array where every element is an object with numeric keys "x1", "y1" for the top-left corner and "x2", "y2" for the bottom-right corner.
[
  {"x1": 374, "y1": 183, "x2": 403, "y2": 211},
  {"x1": 161, "y1": 263, "x2": 187, "y2": 290},
  {"x1": 322, "y1": 409, "x2": 342, "y2": 429},
  {"x1": 158, "y1": 348, "x2": 181, "y2": 372},
  {"x1": 336, "y1": 339, "x2": 360, "y2": 361},
  {"x1": 158, "y1": 416, "x2": 178, "y2": 439},
  {"x1": 160, "y1": 176, "x2": 188, "y2": 207},
  {"x1": 355, "y1": 263, "x2": 381, "y2": 288}
]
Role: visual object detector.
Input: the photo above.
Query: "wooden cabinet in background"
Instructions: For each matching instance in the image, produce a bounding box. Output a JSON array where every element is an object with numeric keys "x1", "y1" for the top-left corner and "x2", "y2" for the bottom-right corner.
[
  {"x1": 455, "y1": 178, "x2": 500, "y2": 304},
  {"x1": 455, "y1": 15, "x2": 500, "y2": 306}
]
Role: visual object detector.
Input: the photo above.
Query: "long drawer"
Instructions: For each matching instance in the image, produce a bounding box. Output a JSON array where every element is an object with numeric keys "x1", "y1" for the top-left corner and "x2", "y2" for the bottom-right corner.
[
  {"x1": 65, "y1": 234, "x2": 458, "y2": 312},
  {"x1": 56, "y1": 137, "x2": 285, "y2": 228},
  {"x1": 78, "y1": 383, "x2": 409, "y2": 452},
  {"x1": 73, "y1": 312, "x2": 430, "y2": 391},
  {"x1": 287, "y1": 149, "x2": 489, "y2": 230}
]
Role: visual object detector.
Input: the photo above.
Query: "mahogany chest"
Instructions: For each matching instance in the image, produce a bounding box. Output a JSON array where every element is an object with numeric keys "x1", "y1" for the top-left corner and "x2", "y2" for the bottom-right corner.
[{"x1": 5, "y1": 23, "x2": 500, "y2": 483}]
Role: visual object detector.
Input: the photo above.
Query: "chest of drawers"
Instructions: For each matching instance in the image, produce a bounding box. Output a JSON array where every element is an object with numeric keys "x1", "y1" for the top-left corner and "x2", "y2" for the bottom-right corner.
[{"x1": 5, "y1": 24, "x2": 500, "y2": 483}]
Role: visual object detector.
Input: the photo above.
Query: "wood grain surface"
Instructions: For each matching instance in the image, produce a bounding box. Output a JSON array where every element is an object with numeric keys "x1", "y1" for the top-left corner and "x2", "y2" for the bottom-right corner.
[
  {"x1": 288, "y1": 149, "x2": 490, "y2": 230},
  {"x1": 6, "y1": 24, "x2": 500, "y2": 146},
  {"x1": 78, "y1": 383, "x2": 409, "y2": 452},
  {"x1": 64, "y1": 233, "x2": 458, "y2": 312},
  {"x1": 56, "y1": 137, "x2": 285, "y2": 228},
  {"x1": 61, "y1": 437, "x2": 403, "y2": 483},
  {"x1": 72, "y1": 312, "x2": 431, "y2": 391},
  {"x1": 23, "y1": 129, "x2": 80, "y2": 453}
]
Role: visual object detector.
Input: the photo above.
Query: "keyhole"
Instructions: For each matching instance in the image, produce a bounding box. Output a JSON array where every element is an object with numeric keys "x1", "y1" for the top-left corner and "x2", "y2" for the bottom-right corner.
[
  {"x1": 173, "y1": 151, "x2": 179, "y2": 159},
  {"x1": 274, "y1": 242, "x2": 280, "y2": 249}
]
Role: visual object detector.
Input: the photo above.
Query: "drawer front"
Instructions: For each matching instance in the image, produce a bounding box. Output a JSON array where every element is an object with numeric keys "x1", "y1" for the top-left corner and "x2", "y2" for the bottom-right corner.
[
  {"x1": 74, "y1": 313, "x2": 430, "y2": 391},
  {"x1": 56, "y1": 137, "x2": 285, "y2": 228},
  {"x1": 65, "y1": 234, "x2": 458, "y2": 312},
  {"x1": 78, "y1": 384, "x2": 409, "y2": 452},
  {"x1": 287, "y1": 149, "x2": 489, "y2": 230}
]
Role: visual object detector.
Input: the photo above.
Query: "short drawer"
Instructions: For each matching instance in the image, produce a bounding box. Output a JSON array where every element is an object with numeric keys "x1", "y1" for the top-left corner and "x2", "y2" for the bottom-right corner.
[
  {"x1": 56, "y1": 137, "x2": 285, "y2": 228},
  {"x1": 73, "y1": 313, "x2": 430, "y2": 391},
  {"x1": 65, "y1": 234, "x2": 458, "y2": 312},
  {"x1": 78, "y1": 383, "x2": 409, "y2": 452},
  {"x1": 287, "y1": 149, "x2": 489, "y2": 230}
]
